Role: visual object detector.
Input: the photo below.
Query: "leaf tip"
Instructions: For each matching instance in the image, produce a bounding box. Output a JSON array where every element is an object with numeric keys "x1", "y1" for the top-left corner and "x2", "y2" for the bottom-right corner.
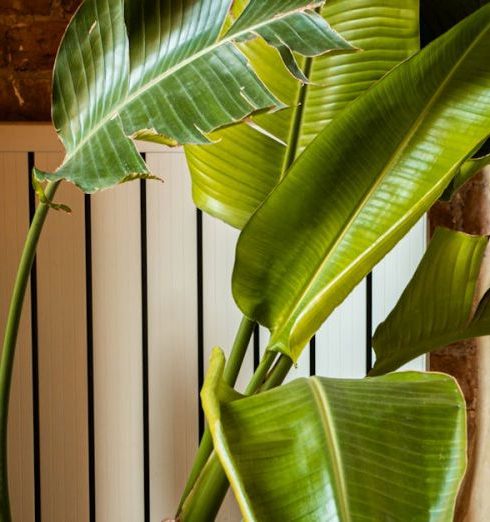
[{"x1": 120, "y1": 172, "x2": 163, "y2": 185}]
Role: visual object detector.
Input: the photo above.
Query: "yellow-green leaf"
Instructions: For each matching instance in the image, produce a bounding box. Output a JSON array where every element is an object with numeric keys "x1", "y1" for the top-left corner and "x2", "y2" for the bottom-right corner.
[
  {"x1": 371, "y1": 227, "x2": 490, "y2": 375},
  {"x1": 232, "y1": 4, "x2": 490, "y2": 362},
  {"x1": 185, "y1": 0, "x2": 419, "y2": 228},
  {"x1": 203, "y1": 349, "x2": 466, "y2": 522}
]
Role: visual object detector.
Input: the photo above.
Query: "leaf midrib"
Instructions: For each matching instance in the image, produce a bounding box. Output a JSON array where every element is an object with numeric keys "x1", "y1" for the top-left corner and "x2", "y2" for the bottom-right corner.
[
  {"x1": 276, "y1": 23, "x2": 489, "y2": 347},
  {"x1": 280, "y1": 55, "x2": 312, "y2": 178},
  {"x1": 279, "y1": 4, "x2": 329, "y2": 178},
  {"x1": 62, "y1": 6, "x2": 324, "y2": 165},
  {"x1": 308, "y1": 377, "x2": 351, "y2": 522}
]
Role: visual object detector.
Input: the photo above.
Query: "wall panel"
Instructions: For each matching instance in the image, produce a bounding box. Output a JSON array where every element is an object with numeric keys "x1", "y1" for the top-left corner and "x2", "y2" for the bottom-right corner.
[
  {"x1": 0, "y1": 152, "x2": 35, "y2": 522},
  {"x1": 373, "y1": 218, "x2": 427, "y2": 371},
  {"x1": 145, "y1": 152, "x2": 199, "y2": 521},
  {"x1": 91, "y1": 182, "x2": 145, "y2": 522},
  {"x1": 316, "y1": 281, "x2": 367, "y2": 379},
  {"x1": 35, "y1": 152, "x2": 89, "y2": 522}
]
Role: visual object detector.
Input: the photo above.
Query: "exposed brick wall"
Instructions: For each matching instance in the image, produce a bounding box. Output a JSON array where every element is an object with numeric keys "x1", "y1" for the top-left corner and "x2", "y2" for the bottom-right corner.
[
  {"x1": 429, "y1": 173, "x2": 490, "y2": 520},
  {"x1": 0, "y1": 0, "x2": 80, "y2": 121}
]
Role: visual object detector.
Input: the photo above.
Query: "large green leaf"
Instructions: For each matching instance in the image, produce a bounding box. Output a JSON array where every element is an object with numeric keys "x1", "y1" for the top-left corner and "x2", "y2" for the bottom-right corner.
[
  {"x1": 35, "y1": 0, "x2": 351, "y2": 193},
  {"x1": 185, "y1": 0, "x2": 420, "y2": 228},
  {"x1": 203, "y1": 349, "x2": 466, "y2": 521},
  {"x1": 371, "y1": 227, "x2": 490, "y2": 376},
  {"x1": 232, "y1": 4, "x2": 490, "y2": 363},
  {"x1": 422, "y1": 0, "x2": 490, "y2": 200}
]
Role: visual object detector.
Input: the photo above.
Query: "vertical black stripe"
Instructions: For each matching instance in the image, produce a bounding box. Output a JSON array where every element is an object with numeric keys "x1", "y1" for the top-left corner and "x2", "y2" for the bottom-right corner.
[
  {"x1": 84, "y1": 194, "x2": 96, "y2": 522},
  {"x1": 309, "y1": 336, "x2": 316, "y2": 376},
  {"x1": 28, "y1": 152, "x2": 41, "y2": 522},
  {"x1": 140, "y1": 171, "x2": 150, "y2": 521},
  {"x1": 253, "y1": 325, "x2": 260, "y2": 371},
  {"x1": 366, "y1": 273, "x2": 373, "y2": 374},
  {"x1": 196, "y1": 209, "x2": 205, "y2": 440}
]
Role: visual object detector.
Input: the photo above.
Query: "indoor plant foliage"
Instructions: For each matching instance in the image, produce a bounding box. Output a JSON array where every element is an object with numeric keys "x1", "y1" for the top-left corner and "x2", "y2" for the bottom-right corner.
[{"x1": 2, "y1": 1, "x2": 490, "y2": 521}]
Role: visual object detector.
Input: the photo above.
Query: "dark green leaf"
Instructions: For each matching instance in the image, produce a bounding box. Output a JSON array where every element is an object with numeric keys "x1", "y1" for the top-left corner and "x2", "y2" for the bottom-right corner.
[
  {"x1": 232, "y1": 4, "x2": 490, "y2": 362},
  {"x1": 36, "y1": 0, "x2": 351, "y2": 193}
]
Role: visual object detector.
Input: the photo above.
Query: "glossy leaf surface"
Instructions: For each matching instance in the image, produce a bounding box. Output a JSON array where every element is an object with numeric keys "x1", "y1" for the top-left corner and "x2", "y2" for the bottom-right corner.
[
  {"x1": 233, "y1": 4, "x2": 490, "y2": 362},
  {"x1": 203, "y1": 349, "x2": 466, "y2": 522},
  {"x1": 371, "y1": 227, "x2": 490, "y2": 375},
  {"x1": 422, "y1": 0, "x2": 490, "y2": 200},
  {"x1": 185, "y1": 0, "x2": 419, "y2": 228},
  {"x1": 36, "y1": 0, "x2": 351, "y2": 192}
]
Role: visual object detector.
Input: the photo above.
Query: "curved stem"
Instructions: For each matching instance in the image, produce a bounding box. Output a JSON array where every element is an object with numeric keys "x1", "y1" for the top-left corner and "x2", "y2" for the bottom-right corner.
[
  {"x1": 0, "y1": 181, "x2": 60, "y2": 522},
  {"x1": 222, "y1": 317, "x2": 256, "y2": 386},
  {"x1": 179, "y1": 457, "x2": 229, "y2": 522},
  {"x1": 177, "y1": 316, "x2": 256, "y2": 511},
  {"x1": 178, "y1": 349, "x2": 292, "y2": 521},
  {"x1": 260, "y1": 354, "x2": 294, "y2": 392},
  {"x1": 244, "y1": 350, "x2": 277, "y2": 395}
]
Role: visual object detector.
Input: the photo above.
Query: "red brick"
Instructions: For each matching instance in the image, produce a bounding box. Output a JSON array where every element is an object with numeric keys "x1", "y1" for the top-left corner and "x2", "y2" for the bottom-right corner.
[
  {"x1": 0, "y1": 0, "x2": 52, "y2": 16},
  {"x1": 0, "y1": 26, "x2": 8, "y2": 68},
  {"x1": 7, "y1": 21, "x2": 67, "y2": 71},
  {"x1": 0, "y1": 75, "x2": 51, "y2": 120},
  {"x1": 61, "y1": 0, "x2": 82, "y2": 15}
]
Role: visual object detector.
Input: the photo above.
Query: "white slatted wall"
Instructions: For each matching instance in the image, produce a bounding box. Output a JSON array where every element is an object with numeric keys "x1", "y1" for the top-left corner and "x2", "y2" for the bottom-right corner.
[{"x1": 0, "y1": 124, "x2": 426, "y2": 522}]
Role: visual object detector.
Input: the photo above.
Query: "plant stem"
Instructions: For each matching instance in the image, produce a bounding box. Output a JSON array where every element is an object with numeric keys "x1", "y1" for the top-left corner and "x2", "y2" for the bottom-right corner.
[
  {"x1": 0, "y1": 181, "x2": 60, "y2": 522},
  {"x1": 260, "y1": 354, "x2": 294, "y2": 391},
  {"x1": 179, "y1": 456, "x2": 230, "y2": 522},
  {"x1": 222, "y1": 318, "x2": 256, "y2": 386},
  {"x1": 244, "y1": 350, "x2": 277, "y2": 394},
  {"x1": 178, "y1": 317, "x2": 256, "y2": 511},
  {"x1": 178, "y1": 349, "x2": 291, "y2": 521}
]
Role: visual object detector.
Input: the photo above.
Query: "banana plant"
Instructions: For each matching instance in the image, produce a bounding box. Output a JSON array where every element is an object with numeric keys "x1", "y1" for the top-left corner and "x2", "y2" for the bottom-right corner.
[
  {"x1": 371, "y1": 227, "x2": 490, "y2": 376},
  {"x1": 178, "y1": 2, "x2": 423, "y2": 511},
  {"x1": 1, "y1": 1, "x2": 489, "y2": 522},
  {"x1": 183, "y1": 3, "x2": 490, "y2": 520},
  {"x1": 185, "y1": 0, "x2": 490, "y2": 230},
  {"x1": 189, "y1": 2, "x2": 490, "y2": 518}
]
